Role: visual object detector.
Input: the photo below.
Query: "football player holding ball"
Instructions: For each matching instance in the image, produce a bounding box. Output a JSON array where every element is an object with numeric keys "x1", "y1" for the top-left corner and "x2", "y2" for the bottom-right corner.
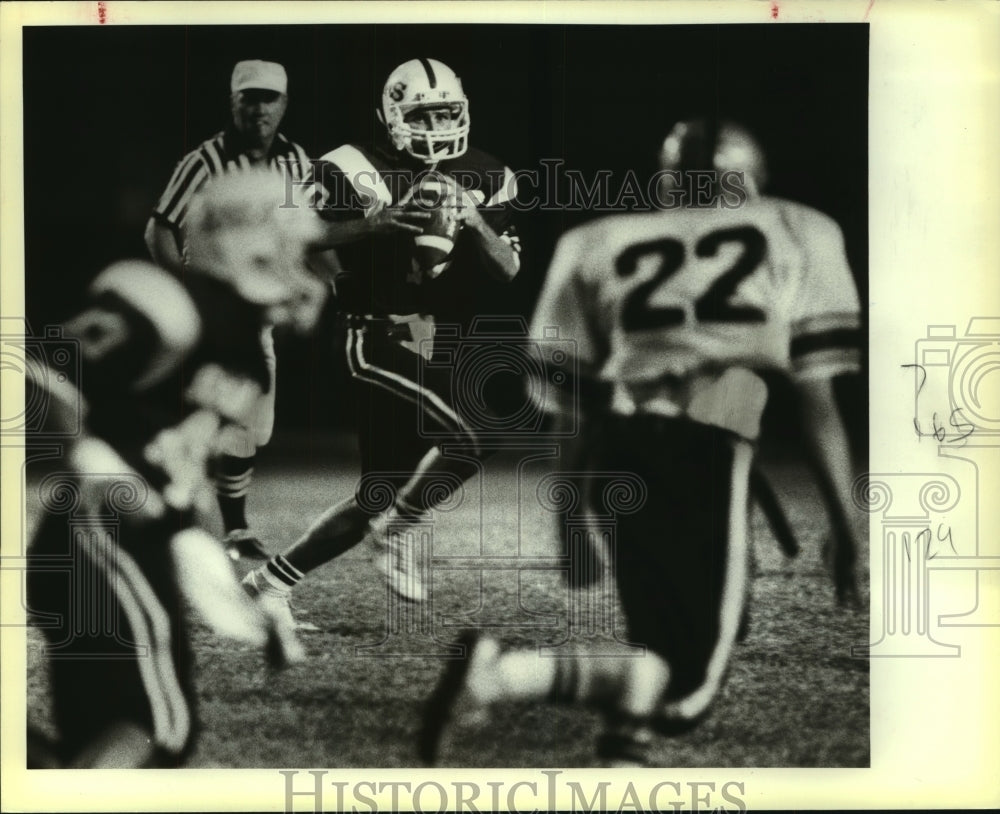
[{"x1": 243, "y1": 59, "x2": 522, "y2": 642}]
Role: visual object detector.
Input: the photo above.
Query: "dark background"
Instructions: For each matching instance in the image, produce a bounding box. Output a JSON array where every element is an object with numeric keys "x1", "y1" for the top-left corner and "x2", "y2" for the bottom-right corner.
[{"x1": 22, "y1": 23, "x2": 868, "y2": 448}]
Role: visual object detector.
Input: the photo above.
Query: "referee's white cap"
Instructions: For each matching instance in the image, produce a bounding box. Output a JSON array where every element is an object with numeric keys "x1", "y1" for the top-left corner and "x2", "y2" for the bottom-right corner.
[{"x1": 231, "y1": 60, "x2": 287, "y2": 94}]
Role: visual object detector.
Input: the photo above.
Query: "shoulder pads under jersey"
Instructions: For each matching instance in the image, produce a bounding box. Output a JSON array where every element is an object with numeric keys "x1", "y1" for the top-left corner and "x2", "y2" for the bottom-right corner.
[{"x1": 89, "y1": 260, "x2": 202, "y2": 389}]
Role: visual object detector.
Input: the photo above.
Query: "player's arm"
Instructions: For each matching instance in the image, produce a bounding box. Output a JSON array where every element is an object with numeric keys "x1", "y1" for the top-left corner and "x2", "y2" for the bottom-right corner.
[
  {"x1": 790, "y1": 205, "x2": 864, "y2": 606},
  {"x1": 313, "y1": 204, "x2": 428, "y2": 247},
  {"x1": 530, "y1": 229, "x2": 607, "y2": 419},
  {"x1": 308, "y1": 155, "x2": 429, "y2": 249},
  {"x1": 145, "y1": 217, "x2": 184, "y2": 273},
  {"x1": 797, "y1": 374, "x2": 861, "y2": 606},
  {"x1": 452, "y1": 199, "x2": 519, "y2": 282},
  {"x1": 313, "y1": 187, "x2": 432, "y2": 248},
  {"x1": 451, "y1": 168, "x2": 521, "y2": 282},
  {"x1": 530, "y1": 227, "x2": 609, "y2": 582}
]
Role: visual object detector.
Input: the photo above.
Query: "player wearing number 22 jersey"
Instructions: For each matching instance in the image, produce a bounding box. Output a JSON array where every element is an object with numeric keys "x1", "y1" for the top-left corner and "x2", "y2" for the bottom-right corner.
[
  {"x1": 419, "y1": 120, "x2": 863, "y2": 768},
  {"x1": 540, "y1": 192, "x2": 860, "y2": 434}
]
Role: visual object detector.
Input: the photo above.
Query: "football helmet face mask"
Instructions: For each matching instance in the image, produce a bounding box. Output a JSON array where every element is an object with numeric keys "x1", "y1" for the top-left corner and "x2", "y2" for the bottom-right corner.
[
  {"x1": 184, "y1": 169, "x2": 326, "y2": 329},
  {"x1": 658, "y1": 119, "x2": 768, "y2": 197},
  {"x1": 380, "y1": 58, "x2": 470, "y2": 162}
]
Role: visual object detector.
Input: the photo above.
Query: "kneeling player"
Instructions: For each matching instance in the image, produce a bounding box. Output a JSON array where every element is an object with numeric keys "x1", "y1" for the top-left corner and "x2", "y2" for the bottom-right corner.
[
  {"x1": 418, "y1": 120, "x2": 863, "y2": 767},
  {"x1": 26, "y1": 170, "x2": 326, "y2": 768}
]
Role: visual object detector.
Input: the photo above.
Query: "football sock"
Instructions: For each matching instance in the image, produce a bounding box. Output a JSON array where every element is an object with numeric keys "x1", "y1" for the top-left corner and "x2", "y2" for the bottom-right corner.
[
  {"x1": 466, "y1": 644, "x2": 665, "y2": 766},
  {"x1": 547, "y1": 658, "x2": 632, "y2": 707},
  {"x1": 486, "y1": 652, "x2": 669, "y2": 717},
  {"x1": 216, "y1": 454, "x2": 255, "y2": 532},
  {"x1": 486, "y1": 650, "x2": 557, "y2": 703},
  {"x1": 258, "y1": 555, "x2": 304, "y2": 594},
  {"x1": 473, "y1": 652, "x2": 590, "y2": 706}
]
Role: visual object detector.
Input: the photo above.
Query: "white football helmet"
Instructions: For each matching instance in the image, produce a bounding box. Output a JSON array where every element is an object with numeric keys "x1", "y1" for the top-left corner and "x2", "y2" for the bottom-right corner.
[
  {"x1": 659, "y1": 119, "x2": 768, "y2": 196},
  {"x1": 184, "y1": 169, "x2": 326, "y2": 328},
  {"x1": 380, "y1": 58, "x2": 470, "y2": 162}
]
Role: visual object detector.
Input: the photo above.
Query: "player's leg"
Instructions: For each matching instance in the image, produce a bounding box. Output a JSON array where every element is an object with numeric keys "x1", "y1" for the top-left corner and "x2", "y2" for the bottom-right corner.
[
  {"x1": 420, "y1": 417, "x2": 752, "y2": 766},
  {"x1": 419, "y1": 417, "x2": 672, "y2": 766},
  {"x1": 556, "y1": 425, "x2": 607, "y2": 589},
  {"x1": 246, "y1": 341, "x2": 429, "y2": 582},
  {"x1": 215, "y1": 437, "x2": 263, "y2": 556},
  {"x1": 349, "y1": 324, "x2": 486, "y2": 600},
  {"x1": 418, "y1": 630, "x2": 669, "y2": 766},
  {"x1": 241, "y1": 329, "x2": 434, "y2": 649},
  {"x1": 245, "y1": 322, "x2": 475, "y2": 603},
  {"x1": 366, "y1": 444, "x2": 485, "y2": 601},
  {"x1": 579, "y1": 416, "x2": 752, "y2": 752},
  {"x1": 27, "y1": 509, "x2": 196, "y2": 767},
  {"x1": 242, "y1": 390, "x2": 447, "y2": 626},
  {"x1": 628, "y1": 421, "x2": 753, "y2": 734},
  {"x1": 252, "y1": 444, "x2": 482, "y2": 606},
  {"x1": 215, "y1": 325, "x2": 276, "y2": 560}
]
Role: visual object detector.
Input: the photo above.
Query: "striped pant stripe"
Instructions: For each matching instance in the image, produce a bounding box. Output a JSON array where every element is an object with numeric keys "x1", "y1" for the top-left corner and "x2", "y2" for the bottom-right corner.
[
  {"x1": 660, "y1": 438, "x2": 753, "y2": 721},
  {"x1": 345, "y1": 326, "x2": 479, "y2": 452},
  {"x1": 79, "y1": 532, "x2": 191, "y2": 754}
]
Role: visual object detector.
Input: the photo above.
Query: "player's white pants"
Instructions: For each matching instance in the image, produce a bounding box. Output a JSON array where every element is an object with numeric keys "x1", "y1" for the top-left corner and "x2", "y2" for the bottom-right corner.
[{"x1": 217, "y1": 324, "x2": 276, "y2": 456}]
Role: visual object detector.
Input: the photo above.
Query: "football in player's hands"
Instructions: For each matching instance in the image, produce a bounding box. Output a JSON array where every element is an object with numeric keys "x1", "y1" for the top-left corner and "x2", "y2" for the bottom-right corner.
[{"x1": 408, "y1": 171, "x2": 461, "y2": 279}]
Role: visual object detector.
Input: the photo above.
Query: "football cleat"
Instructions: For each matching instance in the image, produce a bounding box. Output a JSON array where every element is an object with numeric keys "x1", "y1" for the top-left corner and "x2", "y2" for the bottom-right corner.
[
  {"x1": 241, "y1": 570, "x2": 308, "y2": 667},
  {"x1": 595, "y1": 726, "x2": 654, "y2": 769},
  {"x1": 369, "y1": 520, "x2": 429, "y2": 603},
  {"x1": 417, "y1": 631, "x2": 498, "y2": 766},
  {"x1": 223, "y1": 528, "x2": 271, "y2": 561}
]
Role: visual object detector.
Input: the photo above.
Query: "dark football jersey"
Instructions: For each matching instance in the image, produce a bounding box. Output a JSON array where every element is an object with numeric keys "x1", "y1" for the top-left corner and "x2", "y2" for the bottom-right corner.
[
  {"x1": 314, "y1": 142, "x2": 521, "y2": 320},
  {"x1": 61, "y1": 263, "x2": 270, "y2": 486}
]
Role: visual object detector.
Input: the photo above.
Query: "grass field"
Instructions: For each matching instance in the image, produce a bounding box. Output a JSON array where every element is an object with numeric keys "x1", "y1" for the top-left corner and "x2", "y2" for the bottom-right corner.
[{"x1": 26, "y1": 440, "x2": 869, "y2": 769}]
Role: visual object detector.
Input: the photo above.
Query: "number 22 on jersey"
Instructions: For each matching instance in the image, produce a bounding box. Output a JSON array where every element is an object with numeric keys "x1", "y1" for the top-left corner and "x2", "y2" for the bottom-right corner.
[{"x1": 616, "y1": 225, "x2": 768, "y2": 332}]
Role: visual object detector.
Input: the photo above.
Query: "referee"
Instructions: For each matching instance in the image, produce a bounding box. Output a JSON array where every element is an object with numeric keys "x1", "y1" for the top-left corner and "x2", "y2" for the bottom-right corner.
[{"x1": 145, "y1": 59, "x2": 318, "y2": 560}]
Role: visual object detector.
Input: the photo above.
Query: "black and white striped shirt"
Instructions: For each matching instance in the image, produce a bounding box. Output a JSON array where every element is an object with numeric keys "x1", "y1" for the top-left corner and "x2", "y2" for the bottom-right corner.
[{"x1": 152, "y1": 128, "x2": 320, "y2": 250}]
